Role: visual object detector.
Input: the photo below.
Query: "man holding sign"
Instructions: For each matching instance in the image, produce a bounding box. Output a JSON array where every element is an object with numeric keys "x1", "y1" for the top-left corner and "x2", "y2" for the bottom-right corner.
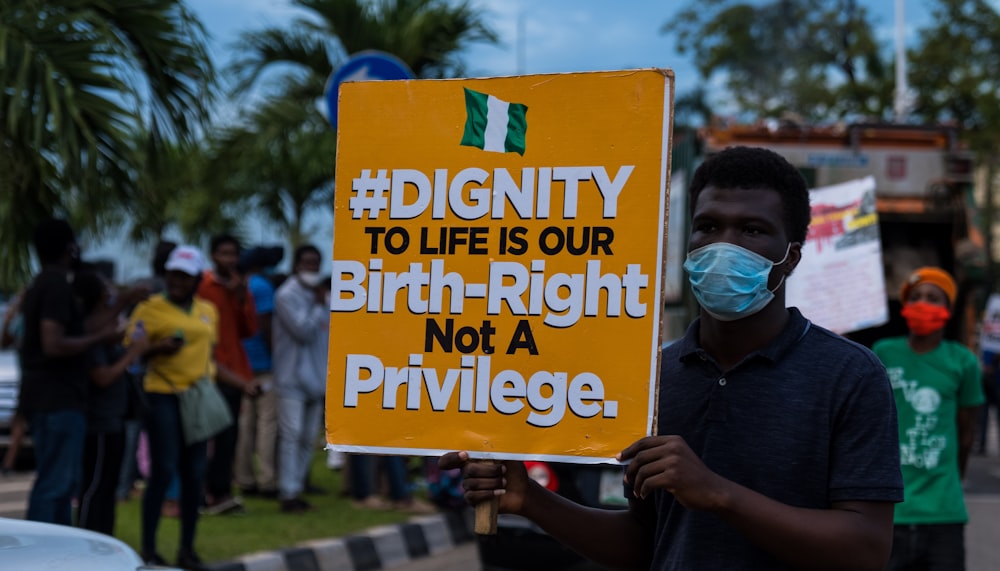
[{"x1": 443, "y1": 147, "x2": 903, "y2": 570}]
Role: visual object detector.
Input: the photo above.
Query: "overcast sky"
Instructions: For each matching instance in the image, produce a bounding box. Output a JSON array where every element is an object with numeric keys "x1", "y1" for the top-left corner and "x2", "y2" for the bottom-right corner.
[{"x1": 189, "y1": 0, "x2": 944, "y2": 105}]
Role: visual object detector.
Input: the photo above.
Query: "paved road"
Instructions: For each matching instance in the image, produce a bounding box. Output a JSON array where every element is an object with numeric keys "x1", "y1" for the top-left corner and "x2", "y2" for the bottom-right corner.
[
  {"x1": 964, "y1": 451, "x2": 1000, "y2": 571},
  {"x1": 391, "y1": 542, "x2": 482, "y2": 571}
]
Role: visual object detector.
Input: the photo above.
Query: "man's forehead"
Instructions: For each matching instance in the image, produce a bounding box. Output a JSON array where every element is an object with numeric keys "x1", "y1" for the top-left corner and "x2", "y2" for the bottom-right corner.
[{"x1": 693, "y1": 185, "x2": 783, "y2": 211}]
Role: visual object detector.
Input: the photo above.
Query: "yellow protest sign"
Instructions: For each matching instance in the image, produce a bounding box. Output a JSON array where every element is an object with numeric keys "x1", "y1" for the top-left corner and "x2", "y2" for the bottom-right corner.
[{"x1": 326, "y1": 69, "x2": 674, "y2": 462}]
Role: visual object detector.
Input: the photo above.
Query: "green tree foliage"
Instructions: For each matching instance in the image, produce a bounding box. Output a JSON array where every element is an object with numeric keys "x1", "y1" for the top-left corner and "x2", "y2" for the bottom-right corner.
[
  {"x1": 0, "y1": 0, "x2": 214, "y2": 290},
  {"x1": 907, "y1": 0, "x2": 1000, "y2": 278},
  {"x1": 209, "y1": 92, "x2": 337, "y2": 249},
  {"x1": 907, "y1": 0, "x2": 1000, "y2": 149},
  {"x1": 674, "y1": 86, "x2": 714, "y2": 129},
  {"x1": 664, "y1": 0, "x2": 890, "y2": 121},
  {"x1": 126, "y1": 135, "x2": 248, "y2": 246},
  {"x1": 218, "y1": 0, "x2": 498, "y2": 247},
  {"x1": 230, "y1": 0, "x2": 498, "y2": 93}
]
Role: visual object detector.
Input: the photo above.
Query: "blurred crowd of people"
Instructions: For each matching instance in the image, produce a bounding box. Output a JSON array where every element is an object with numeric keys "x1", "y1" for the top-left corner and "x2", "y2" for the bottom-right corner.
[
  {"x1": 6, "y1": 198, "x2": 1000, "y2": 570},
  {"x1": 1, "y1": 218, "x2": 437, "y2": 571}
]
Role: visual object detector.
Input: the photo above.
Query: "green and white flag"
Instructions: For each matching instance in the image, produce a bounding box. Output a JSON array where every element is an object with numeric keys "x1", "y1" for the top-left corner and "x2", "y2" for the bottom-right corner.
[{"x1": 460, "y1": 88, "x2": 528, "y2": 155}]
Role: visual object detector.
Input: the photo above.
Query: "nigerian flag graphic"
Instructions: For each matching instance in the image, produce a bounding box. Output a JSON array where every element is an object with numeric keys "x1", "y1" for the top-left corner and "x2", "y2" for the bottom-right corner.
[{"x1": 460, "y1": 88, "x2": 528, "y2": 155}]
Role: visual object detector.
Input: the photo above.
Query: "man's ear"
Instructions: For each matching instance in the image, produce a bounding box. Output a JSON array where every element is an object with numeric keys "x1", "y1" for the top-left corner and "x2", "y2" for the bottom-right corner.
[{"x1": 783, "y1": 242, "x2": 803, "y2": 277}]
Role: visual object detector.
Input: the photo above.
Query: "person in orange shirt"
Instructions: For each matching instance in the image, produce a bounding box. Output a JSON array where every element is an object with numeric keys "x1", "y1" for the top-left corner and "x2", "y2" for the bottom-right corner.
[{"x1": 197, "y1": 234, "x2": 259, "y2": 514}]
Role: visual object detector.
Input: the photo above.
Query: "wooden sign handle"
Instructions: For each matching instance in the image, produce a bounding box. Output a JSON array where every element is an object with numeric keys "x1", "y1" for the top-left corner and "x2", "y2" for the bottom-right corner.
[{"x1": 473, "y1": 460, "x2": 500, "y2": 535}]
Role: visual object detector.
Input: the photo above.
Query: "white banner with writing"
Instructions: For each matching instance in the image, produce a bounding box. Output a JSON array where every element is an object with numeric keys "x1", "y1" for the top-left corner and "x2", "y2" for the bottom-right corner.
[
  {"x1": 786, "y1": 176, "x2": 888, "y2": 334},
  {"x1": 979, "y1": 293, "x2": 1000, "y2": 355}
]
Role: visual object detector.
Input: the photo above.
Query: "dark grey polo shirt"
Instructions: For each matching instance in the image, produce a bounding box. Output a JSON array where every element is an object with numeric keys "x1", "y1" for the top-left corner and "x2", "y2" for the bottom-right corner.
[{"x1": 646, "y1": 307, "x2": 902, "y2": 570}]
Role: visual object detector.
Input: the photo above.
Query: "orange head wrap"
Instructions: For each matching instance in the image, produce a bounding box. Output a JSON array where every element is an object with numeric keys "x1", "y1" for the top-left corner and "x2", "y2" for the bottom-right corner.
[{"x1": 900, "y1": 267, "x2": 957, "y2": 307}]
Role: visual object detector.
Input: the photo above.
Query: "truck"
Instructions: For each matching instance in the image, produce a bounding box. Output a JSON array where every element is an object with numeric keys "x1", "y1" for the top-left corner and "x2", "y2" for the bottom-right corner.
[{"x1": 701, "y1": 121, "x2": 988, "y2": 347}]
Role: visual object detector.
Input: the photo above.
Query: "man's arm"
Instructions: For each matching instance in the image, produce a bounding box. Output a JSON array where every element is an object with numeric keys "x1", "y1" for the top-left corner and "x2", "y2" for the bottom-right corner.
[
  {"x1": 274, "y1": 288, "x2": 326, "y2": 343},
  {"x1": 519, "y1": 479, "x2": 653, "y2": 569},
  {"x1": 958, "y1": 406, "x2": 979, "y2": 478},
  {"x1": 90, "y1": 340, "x2": 148, "y2": 389},
  {"x1": 621, "y1": 435, "x2": 893, "y2": 571},
  {"x1": 711, "y1": 489, "x2": 891, "y2": 571},
  {"x1": 40, "y1": 318, "x2": 116, "y2": 357},
  {"x1": 440, "y1": 452, "x2": 653, "y2": 570},
  {"x1": 238, "y1": 290, "x2": 258, "y2": 339},
  {"x1": 1, "y1": 296, "x2": 22, "y2": 349},
  {"x1": 216, "y1": 362, "x2": 259, "y2": 396},
  {"x1": 230, "y1": 275, "x2": 258, "y2": 339}
]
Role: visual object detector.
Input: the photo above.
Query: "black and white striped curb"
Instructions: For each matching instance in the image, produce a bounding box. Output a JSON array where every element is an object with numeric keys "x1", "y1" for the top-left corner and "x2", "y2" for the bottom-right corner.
[{"x1": 206, "y1": 511, "x2": 474, "y2": 571}]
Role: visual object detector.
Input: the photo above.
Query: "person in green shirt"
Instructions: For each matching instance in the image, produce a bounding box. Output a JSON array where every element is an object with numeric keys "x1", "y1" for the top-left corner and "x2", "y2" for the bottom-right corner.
[{"x1": 874, "y1": 266, "x2": 984, "y2": 571}]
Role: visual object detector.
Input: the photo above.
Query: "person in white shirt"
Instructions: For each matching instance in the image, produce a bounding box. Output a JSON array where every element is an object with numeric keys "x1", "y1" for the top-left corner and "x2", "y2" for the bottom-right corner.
[{"x1": 272, "y1": 244, "x2": 329, "y2": 513}]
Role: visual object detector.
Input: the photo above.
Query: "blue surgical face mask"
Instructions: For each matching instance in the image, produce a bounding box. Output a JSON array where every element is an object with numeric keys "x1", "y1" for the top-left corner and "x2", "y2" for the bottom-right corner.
[{"x1": 683, "y1": 242, "x2": 790, "y2": 322}]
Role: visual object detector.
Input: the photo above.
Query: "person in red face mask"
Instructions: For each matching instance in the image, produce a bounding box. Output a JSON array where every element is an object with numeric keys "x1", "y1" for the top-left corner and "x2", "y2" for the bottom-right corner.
[{"x1": 873, "y1": 266, "x2": 985, "y2": 571}]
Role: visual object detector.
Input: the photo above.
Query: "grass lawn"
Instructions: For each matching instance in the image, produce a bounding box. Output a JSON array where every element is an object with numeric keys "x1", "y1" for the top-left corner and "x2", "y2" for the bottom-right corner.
[{"x1": 113, "y1": 453, "x2": 417, "y2": 564}]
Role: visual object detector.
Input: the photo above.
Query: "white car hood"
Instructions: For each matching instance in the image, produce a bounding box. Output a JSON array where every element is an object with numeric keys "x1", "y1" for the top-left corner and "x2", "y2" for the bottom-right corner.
[{"x1": 0, "y1": 517, "x2": 155, "y2": 570}]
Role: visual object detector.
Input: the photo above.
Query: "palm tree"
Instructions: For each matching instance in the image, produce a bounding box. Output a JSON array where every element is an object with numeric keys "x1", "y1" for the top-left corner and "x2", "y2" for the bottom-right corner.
[
  {"x1": 217, "y1": 0, "x2": 498, "y2": 247},
  {"x1": 0, "y1": 0, "x2": 214, "y2": 290},
  {"x1": 127, "y1": 135, "x2": 250, "y2": 247},
  {"x1": 230, "y1": 0, "x2": 498, "y2": 94},
  {"x1": 209, "y1": 95, "x2": 337, "y2": 249}
]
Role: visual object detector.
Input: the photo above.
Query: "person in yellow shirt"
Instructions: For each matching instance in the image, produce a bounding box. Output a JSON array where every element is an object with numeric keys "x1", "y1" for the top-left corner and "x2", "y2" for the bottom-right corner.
[{"x1": 128, "y1": 245, "x2": 218, "y2": 570}]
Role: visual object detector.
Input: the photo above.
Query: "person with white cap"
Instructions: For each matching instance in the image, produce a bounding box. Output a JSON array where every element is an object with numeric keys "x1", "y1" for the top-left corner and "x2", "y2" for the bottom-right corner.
[{"x1": 127, "y1": 245, "x2": 219, "y2": 570}]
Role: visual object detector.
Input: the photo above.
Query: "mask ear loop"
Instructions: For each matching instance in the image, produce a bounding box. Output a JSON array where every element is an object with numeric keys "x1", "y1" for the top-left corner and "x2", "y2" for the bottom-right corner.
[
  {"x1": 773, "y1": 243, "x2": 792, "y2": 265},
  {"x1": 768, "y1": 243, "x2": 793, "y2": 293},
  {"x1": 768, "y1": 274, "x2": 786, "y2": 294}
]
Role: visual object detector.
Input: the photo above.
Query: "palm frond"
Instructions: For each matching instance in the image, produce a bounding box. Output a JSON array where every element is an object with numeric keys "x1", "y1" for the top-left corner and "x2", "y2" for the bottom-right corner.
[{"x1": 229, "y1": 27, "x2": 333, "y2": 94}]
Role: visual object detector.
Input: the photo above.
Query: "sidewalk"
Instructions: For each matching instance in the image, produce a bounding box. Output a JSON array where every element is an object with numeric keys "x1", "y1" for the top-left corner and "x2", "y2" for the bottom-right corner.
[{"x1": 965, "y1": 452, "x2": 1000, "y2": 571}]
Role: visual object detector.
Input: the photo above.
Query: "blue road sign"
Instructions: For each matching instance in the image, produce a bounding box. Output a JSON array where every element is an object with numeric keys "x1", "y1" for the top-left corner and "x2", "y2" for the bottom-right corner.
[{"x1": 325, "y1": 50, "x2": 415, "y2": 130}]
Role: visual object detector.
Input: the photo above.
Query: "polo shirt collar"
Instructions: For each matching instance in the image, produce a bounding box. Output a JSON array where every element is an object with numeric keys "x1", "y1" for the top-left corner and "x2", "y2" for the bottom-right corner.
[{"x1": 676, "y1": 307, "x2": 811, "y2": 365}]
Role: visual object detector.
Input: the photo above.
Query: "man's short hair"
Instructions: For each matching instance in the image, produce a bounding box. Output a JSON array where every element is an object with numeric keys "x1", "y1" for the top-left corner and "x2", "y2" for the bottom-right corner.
[
  {"x1": 689, "y1": 146, "x2": 811, "y2": 244},
  {"x1": 33, "y1": 218, "x2": 76, "y2": 264},
  {"x1": 210, "y1": 234, "x2": 241, "y2": 255},
  {"x1": 293, "y1": 244, "x2": 321, "y2": 267}
]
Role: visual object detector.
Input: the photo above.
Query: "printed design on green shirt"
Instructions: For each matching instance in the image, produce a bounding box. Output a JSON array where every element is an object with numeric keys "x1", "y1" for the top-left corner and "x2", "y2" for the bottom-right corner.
[{"x1": 887, "y1": 366, "x2": 946, "y2": 470}]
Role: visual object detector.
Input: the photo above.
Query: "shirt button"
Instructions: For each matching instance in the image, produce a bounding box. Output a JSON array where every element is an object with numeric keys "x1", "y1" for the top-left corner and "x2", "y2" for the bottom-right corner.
[{"x1": 718, "y1": 378, "x2": 727, "y2": 386}]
